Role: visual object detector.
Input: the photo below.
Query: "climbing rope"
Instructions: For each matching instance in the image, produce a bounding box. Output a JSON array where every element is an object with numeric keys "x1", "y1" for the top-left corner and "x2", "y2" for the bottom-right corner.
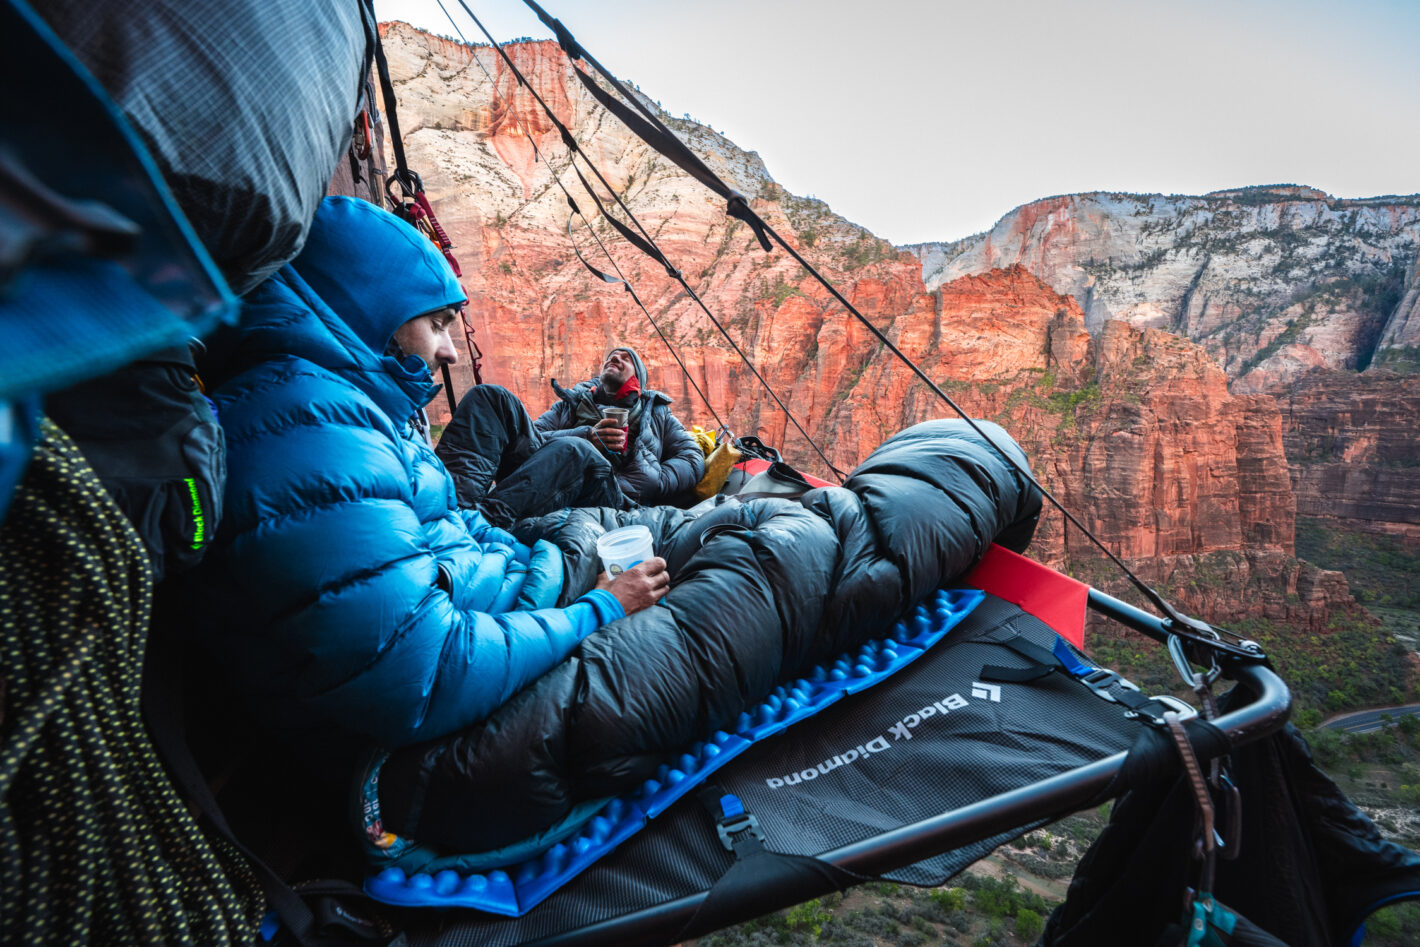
[
  {"x1": 0, "y1": 420, "x2": 263, "y2": 946},
  {"x1": 429, "y1": 0, "x2": 729, "y2": 434}
]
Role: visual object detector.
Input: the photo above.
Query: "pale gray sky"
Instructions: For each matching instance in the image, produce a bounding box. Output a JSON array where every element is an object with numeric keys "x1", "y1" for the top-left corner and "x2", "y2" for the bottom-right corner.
[{"x1": 376, "y1": 0, "x2": 1420, "y2": 245}]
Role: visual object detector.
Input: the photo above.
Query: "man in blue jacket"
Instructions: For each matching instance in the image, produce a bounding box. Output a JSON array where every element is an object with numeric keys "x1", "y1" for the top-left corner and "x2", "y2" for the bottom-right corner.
[
  {"x1": 189, "y1": 196, "x2": 667, "y2": 785},
  {"x1": 193, "y1": 195, "x2": 1047, "y2": 865}
]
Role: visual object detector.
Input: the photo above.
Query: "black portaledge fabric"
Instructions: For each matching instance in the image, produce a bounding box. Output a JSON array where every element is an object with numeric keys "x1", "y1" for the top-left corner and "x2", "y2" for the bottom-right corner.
[
  {"x1": 37, "y1": 0, "x2": 375, "y2": 293},
  {"x1": 1042, "y1": 706, "x2": 1420, "y2": 947},
  {"x1": 397, "y1": 594, "x2": 1152, "y2": 946},
  {"x1": 674, "y1": 851, "x2": 866, "y2": 944}
]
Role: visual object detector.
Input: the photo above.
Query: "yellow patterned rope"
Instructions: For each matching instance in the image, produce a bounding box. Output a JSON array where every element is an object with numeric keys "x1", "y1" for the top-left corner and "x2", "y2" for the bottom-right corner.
[{"x1": 0, "y1": 420, "x2": 263, "y2": 946}]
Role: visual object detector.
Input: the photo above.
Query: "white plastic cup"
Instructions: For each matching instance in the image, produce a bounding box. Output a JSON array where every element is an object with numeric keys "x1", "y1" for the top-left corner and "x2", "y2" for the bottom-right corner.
[{"x1": 596, "y1": 524, "x2": 654, "y2": 576}]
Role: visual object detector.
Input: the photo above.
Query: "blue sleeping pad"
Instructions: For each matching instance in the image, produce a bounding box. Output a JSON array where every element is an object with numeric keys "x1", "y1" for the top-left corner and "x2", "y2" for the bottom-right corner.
[{"x1": 365, "y1": 587, "x2": 985, "y2": 915}]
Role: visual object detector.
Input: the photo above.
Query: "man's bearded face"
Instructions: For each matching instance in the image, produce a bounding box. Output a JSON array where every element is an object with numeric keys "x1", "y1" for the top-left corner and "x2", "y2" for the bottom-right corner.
[{"x1": 600, "y1": 349, "x2": 635, "y2": 387}]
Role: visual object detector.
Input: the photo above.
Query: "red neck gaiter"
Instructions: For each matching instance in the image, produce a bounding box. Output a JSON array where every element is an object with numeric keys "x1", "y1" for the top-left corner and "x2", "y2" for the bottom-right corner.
[{"x1": 612, "y1": 375, "x2": 641, "y2": 402}]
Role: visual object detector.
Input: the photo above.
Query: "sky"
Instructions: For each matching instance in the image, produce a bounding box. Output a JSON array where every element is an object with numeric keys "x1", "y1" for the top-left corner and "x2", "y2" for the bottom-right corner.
[{"x1": 375, "y1": 0, "x2": 1420, "y2": 245}]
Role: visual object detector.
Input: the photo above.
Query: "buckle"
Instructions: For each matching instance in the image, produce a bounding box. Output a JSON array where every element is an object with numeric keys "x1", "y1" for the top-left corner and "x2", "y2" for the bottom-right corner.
[
  {"x1": 716, "y1": 812, "x2": 765, "y2": 853},
  {"x1": 1080, "y1": 668, "x2": 1140, "y2": 702}
]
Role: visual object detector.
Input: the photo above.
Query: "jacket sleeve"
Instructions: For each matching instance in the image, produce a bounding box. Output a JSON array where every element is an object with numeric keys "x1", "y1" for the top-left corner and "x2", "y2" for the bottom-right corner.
[
  {"x1": 532, "y1": 399, "x2": 590, "y2": 440},
  {"x1": 205, "y1": 368, "x2": 625, "y2": 749},
  {"x1": 619, "y1": 408, "x2": 705, "y2": 503}
]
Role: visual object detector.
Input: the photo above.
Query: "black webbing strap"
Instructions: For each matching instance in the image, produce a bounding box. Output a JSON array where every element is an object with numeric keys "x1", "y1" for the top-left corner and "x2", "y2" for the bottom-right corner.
[
  {"x1": 445, "y1": 0, "x2": 847, "y2": 481},
  {"x1": 677, "y1": 788, "x2": 865, "y2": 942},
  {"x1": 372, "y1": 26, "x2": 459, "y2": 414},
  {"x1": 979, "y1": 636, "x2": 1179, "y2": 725},
  {"x1": 561, "y1": 145, "x2": 673, "y2": 273},
  {"x1": 531, "y1": 0, "x2": 771, "y2": 250},
  {"x1": 371, "y1": 29, "x2": 411, "y2": 190},
  {"x1": 439, "y1": 364, "x2": 457, "y2": 414},
  {"x1": 564, "y1": 203, "x2": 730, "y2": 432},
  {"x1": 141, "y1": 641, "x2": 399, "y2": 946},
  {"x1": 561, "y1": 63, "x2": 772, "y2": 251},
  {"x1": 979, "y1": 636, "x2": 1062, "y2": 683},
  {"x1": 1090, "y1": 716, "x2": 1232, "y2": 807}
]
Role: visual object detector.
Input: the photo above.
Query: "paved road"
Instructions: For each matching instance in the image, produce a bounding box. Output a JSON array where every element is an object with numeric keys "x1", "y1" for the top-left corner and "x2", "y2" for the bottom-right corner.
[{"x1": 1322, "y1": 704, "x2": 1420, "y2": 734}]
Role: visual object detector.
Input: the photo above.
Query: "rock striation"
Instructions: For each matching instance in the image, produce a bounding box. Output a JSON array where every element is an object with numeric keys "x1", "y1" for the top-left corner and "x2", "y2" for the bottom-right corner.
[
  {"x1": 1278, "y1": 370, "x2": 1420, "y2": 546},
  {"x1": 908, "y1": 187, "x2": 1420, "y2": 392}
]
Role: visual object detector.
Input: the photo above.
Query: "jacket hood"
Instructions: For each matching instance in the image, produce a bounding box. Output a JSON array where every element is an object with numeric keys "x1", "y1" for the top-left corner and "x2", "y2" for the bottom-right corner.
[{"x1": 291, "y1": 196, "x2": 466, "y2": 355}]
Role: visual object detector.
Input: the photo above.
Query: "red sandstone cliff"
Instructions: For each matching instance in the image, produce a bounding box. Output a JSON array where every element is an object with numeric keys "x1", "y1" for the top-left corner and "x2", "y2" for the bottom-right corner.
[
  {"x1": 363, "y1": 23, "x2": 1369, "y2": 633},
  {"x1": 1278, "y1": 370, "x2": 1420, "y2": 546}
]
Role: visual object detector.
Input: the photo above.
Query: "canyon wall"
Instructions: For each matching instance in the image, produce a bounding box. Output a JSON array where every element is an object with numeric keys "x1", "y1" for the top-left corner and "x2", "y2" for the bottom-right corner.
[
  {"x1": 368, "y1": 22, "x2": 1415, "y2": 630},
  {"x1": 908, "y1": 187, "x2": 1420, "y2": 550},
  {"x1": 909, "y1": 188, "x2": 1420, "y2": 393}
]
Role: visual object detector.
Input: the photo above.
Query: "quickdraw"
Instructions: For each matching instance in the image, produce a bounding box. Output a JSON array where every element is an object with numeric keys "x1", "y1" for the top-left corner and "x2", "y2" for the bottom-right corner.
[
  {"x1": 385, "y1": 169, "x2": 461, "y2": 277},
  {"x1": 353, "y1": 109, "x2": 373, "y2": 161},
  {"x1": 384, "y1": 173, "x2": 482, "y2": 385},
  {"x1": 373, "y1": 25, "x2": 482, "y2": 389}
]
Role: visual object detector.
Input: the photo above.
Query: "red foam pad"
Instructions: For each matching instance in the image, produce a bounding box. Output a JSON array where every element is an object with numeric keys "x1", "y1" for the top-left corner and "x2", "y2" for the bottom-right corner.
[{"x1": 965, "y1": 544, "x2": 1088, "y2": 649}]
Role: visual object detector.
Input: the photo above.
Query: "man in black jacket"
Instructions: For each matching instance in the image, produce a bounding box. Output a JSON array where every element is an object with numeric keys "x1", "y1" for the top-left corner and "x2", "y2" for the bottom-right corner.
[{"x1": 533, "y1": 346, "x2": 705, "y2": 507}]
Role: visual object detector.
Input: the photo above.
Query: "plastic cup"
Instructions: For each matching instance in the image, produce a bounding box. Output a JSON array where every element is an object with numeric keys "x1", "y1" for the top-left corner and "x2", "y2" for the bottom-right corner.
[{"x1": 596, "y1": 524, "x2": 654, "y2": 576}]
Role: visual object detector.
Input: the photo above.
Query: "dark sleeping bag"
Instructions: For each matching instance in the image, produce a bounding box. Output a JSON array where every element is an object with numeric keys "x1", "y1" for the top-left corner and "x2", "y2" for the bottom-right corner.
[{"x1": 377, "y1": 419, "x2": 1043, "y2": 852}]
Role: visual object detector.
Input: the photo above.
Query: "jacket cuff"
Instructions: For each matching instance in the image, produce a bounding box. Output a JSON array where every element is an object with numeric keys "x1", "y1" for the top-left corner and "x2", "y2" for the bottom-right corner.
[
  {"x1": 542, "y1": 426, "x2": 591, "y2": 440},
  {"x1": 576, "y1": 588, "x2": 625, "y2": 626}
]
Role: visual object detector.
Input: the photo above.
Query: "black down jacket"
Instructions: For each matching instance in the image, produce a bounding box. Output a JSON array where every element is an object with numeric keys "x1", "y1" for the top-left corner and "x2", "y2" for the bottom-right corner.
[
  {"x1": 379, "y1": 419, "x2": 1042, "y2": 852},
  {"x1": 533, "y1": 377, "x2": 705, "y2": 506}
]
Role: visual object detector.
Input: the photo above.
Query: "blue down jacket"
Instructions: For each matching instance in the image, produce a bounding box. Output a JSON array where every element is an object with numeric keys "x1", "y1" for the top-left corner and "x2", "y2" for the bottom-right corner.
[
  {"x1": 187, "y1": 197, "x2": 623, "y2": 761},
  {"x1": 379, "y1": 418, "x2": 1045, "y2": 852}
]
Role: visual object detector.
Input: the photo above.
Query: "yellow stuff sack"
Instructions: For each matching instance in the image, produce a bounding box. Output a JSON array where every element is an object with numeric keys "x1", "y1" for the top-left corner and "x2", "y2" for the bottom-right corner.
[{"x1": 691, "y1": 427, "x2": 742, "y2": 501}]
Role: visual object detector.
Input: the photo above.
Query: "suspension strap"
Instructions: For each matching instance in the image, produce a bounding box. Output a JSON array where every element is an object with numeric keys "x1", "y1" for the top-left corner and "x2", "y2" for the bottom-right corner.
[
  {"x1": 1166, "y1": 709, "x2": 1219, "y2": 929},
  {"x1": 522, "y1": 0, "x2": 774, "y2": 252},
  {"x1": 978, "y1": 636, "x2": 1184, "y2": 726},
  {"x1": 565, "y1": 200, "x2": 727, "y2": 431},
  {"x1": 437, "y1": 1, "x2": 834, "y2": 470}
]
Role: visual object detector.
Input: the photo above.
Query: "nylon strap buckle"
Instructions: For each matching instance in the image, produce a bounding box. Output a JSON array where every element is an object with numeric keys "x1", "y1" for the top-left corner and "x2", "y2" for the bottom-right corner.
[
  {"x1": 1080, "y1": 668, "x2": 1139, "y2": 702},
  {"x1": 709, "y1": 793, "x2": 766, "y2": 856},
  {"x1": 1081, "y1": 669, "x2": 1196, "y2": 727},
  {"x1": 716, "y1": 812, "x2": 765, "y2": 854}
]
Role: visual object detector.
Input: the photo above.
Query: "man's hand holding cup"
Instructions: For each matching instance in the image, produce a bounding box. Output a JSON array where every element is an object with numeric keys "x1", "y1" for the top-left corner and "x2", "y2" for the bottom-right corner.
[{"x1": 594, "y1": 407, "x2": 629, "y2": 453}]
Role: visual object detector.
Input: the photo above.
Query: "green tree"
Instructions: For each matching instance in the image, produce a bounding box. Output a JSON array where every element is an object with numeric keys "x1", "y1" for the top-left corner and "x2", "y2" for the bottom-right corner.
[{"x1": 1016, "y1": 908, "x2": 1045, "y2": 942}]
